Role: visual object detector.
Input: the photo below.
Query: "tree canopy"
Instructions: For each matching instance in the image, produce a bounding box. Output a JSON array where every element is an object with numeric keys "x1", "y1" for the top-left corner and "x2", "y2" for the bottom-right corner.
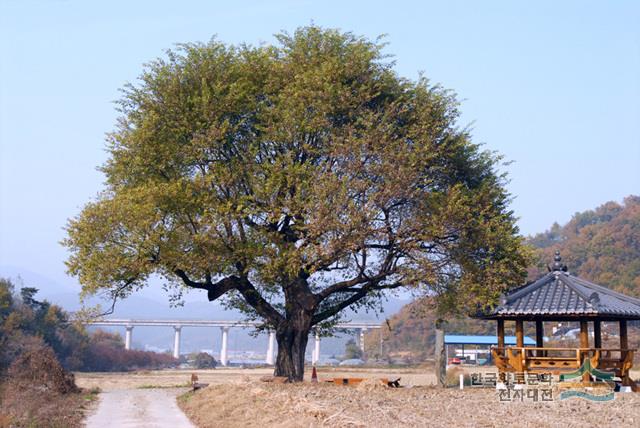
[{"x1": 63, "y1": 26, "x2": 528, "y2": 380}]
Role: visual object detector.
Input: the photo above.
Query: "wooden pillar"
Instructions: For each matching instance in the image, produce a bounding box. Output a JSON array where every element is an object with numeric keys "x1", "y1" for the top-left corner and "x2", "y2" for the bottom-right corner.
[
  {"x1": 496, "y1": 319, "x2": 505, "y2": 382},
  {"x1": 620, "y1": 320, "x2": 628, "y2": 350},
  {"x1": 620, "y1": 319, "x2": 628, "y2": 363},
  {"x1": 535, "y1": 320, "x2": 544, "y2": 357},
  {"x1": 593, "y1": 320, "x2": 602, "y2": 349},
  {"x1": 619, "y1": 320, "x2": 633, "y2": 388},
  {"x1": 580, "y1": 321, "x2": 589, "y2": 348},
  {"x1": 580, "y1": 321, "x2": 590, "y2": 382},
  {"x1": 497, "y1": 319, "x2": 505, "y2": 350},
  {"x1": 515, "y1": 320, "x2": 524, "y2": 348},
  {"x1": 515, "y1": 320, "x2": 525, "y2": 380}
]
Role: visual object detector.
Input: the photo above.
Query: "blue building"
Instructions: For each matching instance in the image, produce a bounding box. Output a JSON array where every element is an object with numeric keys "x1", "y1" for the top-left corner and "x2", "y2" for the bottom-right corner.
[{"x1": 444, "y1": 335, "x2": 535, "y2": 364}]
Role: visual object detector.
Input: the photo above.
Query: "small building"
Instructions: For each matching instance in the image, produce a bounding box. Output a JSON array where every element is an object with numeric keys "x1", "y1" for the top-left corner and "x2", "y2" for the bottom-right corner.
[{"x1": 475, "y1": 251, "x2": 640, "y2": 389}]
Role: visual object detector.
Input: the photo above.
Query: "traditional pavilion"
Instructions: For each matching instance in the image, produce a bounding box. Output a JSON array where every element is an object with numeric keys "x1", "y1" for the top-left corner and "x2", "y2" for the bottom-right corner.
[{"x1": 476, "y1": 251, "x2": 640, "y2": 389}]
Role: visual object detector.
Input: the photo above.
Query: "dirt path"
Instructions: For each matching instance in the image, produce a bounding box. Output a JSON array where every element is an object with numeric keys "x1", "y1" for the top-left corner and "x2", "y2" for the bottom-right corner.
[{"x1": 85, "y1": 388, "x2": 194, "y2": 428}]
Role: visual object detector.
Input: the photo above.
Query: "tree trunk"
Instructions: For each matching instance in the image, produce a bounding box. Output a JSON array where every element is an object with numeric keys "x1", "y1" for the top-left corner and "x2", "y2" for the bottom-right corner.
[
  {"x1": 273, "y1": 315, "x2": 312, "y2": 382},
  {"x1": 434, "y1": 319, "x2": 447, "y2": 387}
]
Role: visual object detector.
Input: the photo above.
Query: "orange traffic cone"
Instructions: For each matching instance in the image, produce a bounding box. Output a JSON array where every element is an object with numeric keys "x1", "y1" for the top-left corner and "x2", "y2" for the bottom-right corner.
[{"x1": 311, "y1": 366, "x2": 318, "y2": 383}]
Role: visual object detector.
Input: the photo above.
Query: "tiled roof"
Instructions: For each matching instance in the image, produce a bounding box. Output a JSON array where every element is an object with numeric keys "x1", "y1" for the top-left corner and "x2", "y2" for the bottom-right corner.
[
  {"x1": 478, "y1": 251, "x2": 640, "y2": 320},
  {"x1": 481, "y1": 269, "x2": 640, "y2": 320}
]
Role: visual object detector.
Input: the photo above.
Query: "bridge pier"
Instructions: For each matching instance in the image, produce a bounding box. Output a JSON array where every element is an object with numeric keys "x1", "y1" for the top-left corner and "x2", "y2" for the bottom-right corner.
[
  {"x1": 125, "y1": 326, "x2": 133, "y2": 350},
  {"x1": 173, "y1": 326, "x2": 182, "y2": 359},
  {"x1": 220, "y1": 326, "x2": 229, "y2": 366},
  {"x1": 312, "y1": 331, "x2": 320, "y2": 365},
  {"x1": 266, "y1": 331, "x2": 275, "y2": 365},
  {"x1": 83, "y1": 320, "x2": 382, "y2": 362}
]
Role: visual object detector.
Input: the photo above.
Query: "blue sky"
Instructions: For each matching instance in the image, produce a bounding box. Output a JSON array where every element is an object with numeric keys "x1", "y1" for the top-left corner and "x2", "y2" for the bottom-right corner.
[{"x1": 1, "y1": 0, "x2": 638, "y2": 294}]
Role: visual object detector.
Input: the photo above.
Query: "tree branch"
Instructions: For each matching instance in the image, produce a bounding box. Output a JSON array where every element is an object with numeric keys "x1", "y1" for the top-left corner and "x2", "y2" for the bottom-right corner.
[
  {"x1": 311, "y1": 281, "x2": 405, "y2": 325},
  {"x1": 315, "y1": 270, "x2": 392, "y2": 301},
  {"x1": 174, "y1": 269, "x2": 237, "y2": 301},
  {"x1": 175, "y1": 267, "x2": 283, "y2": 325},
  {"x1": 236, "y1": 277, "x2": 285, "y2": 324},
  {"x1": 94, "y1": 276, "x2": 139, "y2": 317}
]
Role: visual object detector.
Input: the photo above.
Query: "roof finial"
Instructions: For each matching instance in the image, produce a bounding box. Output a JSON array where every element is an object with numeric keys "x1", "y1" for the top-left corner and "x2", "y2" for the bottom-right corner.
[{"x1": 552, "y1": 250, "x2": 567, "y2": 272}]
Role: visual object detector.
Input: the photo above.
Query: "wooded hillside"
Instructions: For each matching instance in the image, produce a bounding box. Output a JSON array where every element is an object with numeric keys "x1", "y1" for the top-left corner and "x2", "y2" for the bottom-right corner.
[{"x1": 528, "y1": 195, "x2": 640, "y2": 296}]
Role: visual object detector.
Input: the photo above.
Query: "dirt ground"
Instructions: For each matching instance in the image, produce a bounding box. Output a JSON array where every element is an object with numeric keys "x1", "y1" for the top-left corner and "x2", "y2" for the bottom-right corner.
[
  {"x1": 76, "y1": 367, "x2": 640, "y2": 428},
  {"x1": 84, "y1": 388, "x2": 194, "y2": 428}
]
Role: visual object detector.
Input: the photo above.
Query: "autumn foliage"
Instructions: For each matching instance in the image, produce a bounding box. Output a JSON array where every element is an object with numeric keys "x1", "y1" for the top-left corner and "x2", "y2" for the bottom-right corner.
[
  {"x1": 0, "y1": 278, "x2": 176, "y2": 375},
  {"x1": 528, "y1": 195, "x2": 640, "y2": 296},
  {"x1": 82, "y1": 330, "x2": 176, "y2": 372}
]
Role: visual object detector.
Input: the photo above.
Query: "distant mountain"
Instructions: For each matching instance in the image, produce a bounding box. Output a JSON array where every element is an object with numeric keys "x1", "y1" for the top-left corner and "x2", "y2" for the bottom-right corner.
[
  {"x1": 364, "y1": 298, "x2": 494, "y2": 361},
  {"x1": 528, "y1": 195, "x2": 640, "y2": 296},
  {"x1": 0, "y1": 265, "x2": 76, "y2": 297}
]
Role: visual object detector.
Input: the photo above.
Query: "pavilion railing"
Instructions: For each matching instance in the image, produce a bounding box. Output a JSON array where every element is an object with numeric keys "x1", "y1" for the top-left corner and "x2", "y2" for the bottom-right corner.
[{"x1": 491, "y1": 346, "x2": 636, "y2": 376}]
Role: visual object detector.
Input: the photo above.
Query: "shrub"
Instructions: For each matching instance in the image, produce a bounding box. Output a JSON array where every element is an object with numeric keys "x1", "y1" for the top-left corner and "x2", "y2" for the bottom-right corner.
[
  {"x1": 7, "y1": 345, "x2": 78, "y2": 394},
  {"x1": 343, "y1": 339, "x2": 363, "y2": 360},
  {"x1": 82, "y1": 330, "x2": 177, "y2": 371},
  {"x1": 444, "y1": 366, "x2": 471, "y2": 387},
  {"x1": 0, "y1": 344, "x2": 84, "y2": 427},
  {"x1": 192, "y1": 352, "x2": 217, "y2": 369}
]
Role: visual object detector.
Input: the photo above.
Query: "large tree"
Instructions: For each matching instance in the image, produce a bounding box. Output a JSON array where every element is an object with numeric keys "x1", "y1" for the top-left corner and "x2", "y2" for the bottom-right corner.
[{"x1": 64, "y1": 26, "x2": 528, "y2": 381}]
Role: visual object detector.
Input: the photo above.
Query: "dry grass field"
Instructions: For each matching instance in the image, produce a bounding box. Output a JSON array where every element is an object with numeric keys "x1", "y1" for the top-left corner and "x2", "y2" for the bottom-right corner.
[
  {"x1": 75, "y1": 366, "x2": 436, "y2": 391},
  {"x1": 76, "y1": 367, "x2": 640, "y2": 428}
]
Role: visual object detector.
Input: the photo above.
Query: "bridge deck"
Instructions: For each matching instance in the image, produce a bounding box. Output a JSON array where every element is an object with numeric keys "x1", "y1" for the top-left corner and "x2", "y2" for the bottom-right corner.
[{"x1": 84, "y1": 319, "x2": 382, "y2": 329}]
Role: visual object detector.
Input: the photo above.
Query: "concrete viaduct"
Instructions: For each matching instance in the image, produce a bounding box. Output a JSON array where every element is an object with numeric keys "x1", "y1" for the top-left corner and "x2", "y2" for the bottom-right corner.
[{"x1": 84, "y1": 319, "x2": 381, "y2": 366}]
